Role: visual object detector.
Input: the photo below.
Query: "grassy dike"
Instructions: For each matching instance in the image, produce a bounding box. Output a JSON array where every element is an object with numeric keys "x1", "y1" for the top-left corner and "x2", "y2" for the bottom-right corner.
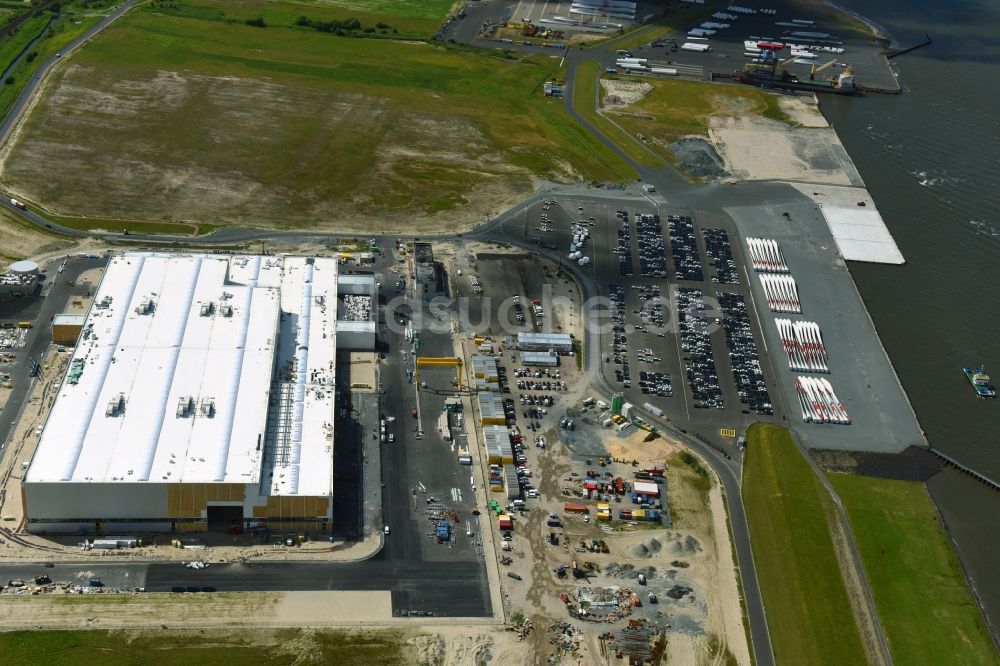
[
  {"x1": 0, "y1": 627, "x2": 416, "y2": 665},
  {"x1": 828, "y1": 473, "x2": 999, "y2": 665},
  {"x1": 571, "y1": 59, "x2": 659, "y2": 171},
  {"x1": 742, "y1": 423, "x2": 867, "y2": 665}
]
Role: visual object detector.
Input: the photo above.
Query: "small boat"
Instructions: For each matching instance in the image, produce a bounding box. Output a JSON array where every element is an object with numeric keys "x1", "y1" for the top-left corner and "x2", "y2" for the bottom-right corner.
[{"x1": 964, "y1": 367, "x2": 997, "y2": 398}]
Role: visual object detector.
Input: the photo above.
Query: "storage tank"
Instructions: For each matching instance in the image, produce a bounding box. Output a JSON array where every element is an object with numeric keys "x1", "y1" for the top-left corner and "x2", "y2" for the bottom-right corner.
[{"x1": 9, "y1": 260, "x2": 38, "y2": 276}]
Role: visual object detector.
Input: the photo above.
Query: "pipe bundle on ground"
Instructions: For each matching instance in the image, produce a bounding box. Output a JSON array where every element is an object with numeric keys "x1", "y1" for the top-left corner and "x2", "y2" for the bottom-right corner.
[
  {"x1": 776, "y1": 319, "x2": 828, "y2": 372},
  {"x1": 746, "y1": 237, "x2": 788, "y2": 272},
  {"x1": 795, "y1": 376, "x2": 850, "y2": 424},
  {"x1": 759, "y1": 274, "x2": 800, "y2": 313}
]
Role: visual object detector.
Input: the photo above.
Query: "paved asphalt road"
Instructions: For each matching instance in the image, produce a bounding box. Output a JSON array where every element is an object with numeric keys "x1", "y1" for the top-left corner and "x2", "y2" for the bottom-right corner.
[{"x1": 0, "y1": 558, "x2": 490, "y2": 617}]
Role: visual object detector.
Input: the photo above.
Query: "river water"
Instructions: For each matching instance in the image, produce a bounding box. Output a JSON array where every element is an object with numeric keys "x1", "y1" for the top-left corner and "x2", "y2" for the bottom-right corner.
[{"x1": 818, "y1": 0, "x2": 1000, "y2": 636}]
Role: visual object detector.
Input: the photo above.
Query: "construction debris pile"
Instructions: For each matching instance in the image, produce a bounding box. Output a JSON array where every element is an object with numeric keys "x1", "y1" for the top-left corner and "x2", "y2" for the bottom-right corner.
[
  {"x1": 563, "y1": 586, "x2": 646, "y2": 623},
  {"x1": 424, "y1": 499, "x2": 459, "y2": 543},
  {"x1": 507, "y1": 617, "x2": 534, "y2": 641},
  {"x1": 546, "y1": 621, "x2": 583, "y2": 657}
]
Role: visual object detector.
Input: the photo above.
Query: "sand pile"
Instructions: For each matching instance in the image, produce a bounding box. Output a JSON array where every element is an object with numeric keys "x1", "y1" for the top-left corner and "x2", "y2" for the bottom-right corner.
[
  {"x1": 628, "y1": 537, "x2": 663, "y2": 559},
  {"x1": 666, "y1": 532, "x2": 701, "y2": 556}
]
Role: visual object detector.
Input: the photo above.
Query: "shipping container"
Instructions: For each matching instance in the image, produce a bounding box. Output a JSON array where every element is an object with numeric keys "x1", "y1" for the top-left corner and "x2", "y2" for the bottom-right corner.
[
  {"x1": 634, "y1": 480, "x2": 660, "y2": 496},
  {"x1": 564, "y1": 502, "x2": 589, "y2": 514}
]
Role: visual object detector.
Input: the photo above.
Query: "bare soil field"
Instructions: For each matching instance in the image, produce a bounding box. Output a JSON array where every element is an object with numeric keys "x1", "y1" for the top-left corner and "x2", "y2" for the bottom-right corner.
[
  {"x1": 1, "y1": 65, "x2": 531, "y2": 234},
  {"x1": 0, "y1": 209, "x2": 73, "y2": 262},
  {"x1": 0, "y1": 8, "x2": 633, "y2": 234}
]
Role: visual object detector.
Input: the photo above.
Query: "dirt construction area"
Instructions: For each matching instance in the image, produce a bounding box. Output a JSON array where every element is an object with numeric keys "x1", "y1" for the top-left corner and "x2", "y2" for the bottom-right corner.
[
  {"x1": 431, "y1": 245, "x2": 751, "y2": 664},
  {"x1": 485, "y1": 413, "x2": 750, "y2": 664}
]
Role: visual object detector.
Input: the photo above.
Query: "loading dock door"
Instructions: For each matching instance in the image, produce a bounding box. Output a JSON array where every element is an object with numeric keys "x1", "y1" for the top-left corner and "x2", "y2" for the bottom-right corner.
[{"x1": 206, "y1": 505, "x2": 243, "y2": 530}]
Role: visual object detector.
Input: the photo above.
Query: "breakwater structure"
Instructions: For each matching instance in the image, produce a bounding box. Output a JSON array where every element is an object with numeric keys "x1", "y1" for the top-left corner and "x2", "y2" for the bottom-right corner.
[{"x1": 930, "y1": 447, "x2": 1000, "y2": 493}]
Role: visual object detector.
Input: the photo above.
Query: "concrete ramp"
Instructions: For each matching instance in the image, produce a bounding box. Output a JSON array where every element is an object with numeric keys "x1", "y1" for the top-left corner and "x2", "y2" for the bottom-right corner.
[
  {"x1": 822, "y1": 206, "x2": 904, "y2": 264},
  {"x1": 788, "y1": 183, "x2": 905, "y2": 265}
]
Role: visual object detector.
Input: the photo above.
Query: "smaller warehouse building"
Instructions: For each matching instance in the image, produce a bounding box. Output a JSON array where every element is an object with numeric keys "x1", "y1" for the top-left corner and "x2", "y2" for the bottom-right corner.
[
  {"x1": 517, "y1": 332, "x2": 573, "y2": 353},
  {"x1": 336, "y1": 274, "x2": 376, "y2": 350},
  {"x1": 521, "y1": 351, "x2": 559, "y2": 367},
  {"x1": 477, "y1": 391, "x2": 506, "y2": 426},
  {"x1": 51, "y1": 314, "x2": 87, "y2": 346},
  {"x1": 471, "y1": 355, "x2": 499, "y2": 382},
  {"x1": 412, "y1": 242, "x2": 441, "y2": 301},
  {"x1": 633, "y1": 481, "x2": 660, "y2": 497},
  {"x1": 483, "y1": 425, "x2": 513, "y2": 464},
  {"x1": 503, "y1": 465, "x2": 520, "y2": 500}
]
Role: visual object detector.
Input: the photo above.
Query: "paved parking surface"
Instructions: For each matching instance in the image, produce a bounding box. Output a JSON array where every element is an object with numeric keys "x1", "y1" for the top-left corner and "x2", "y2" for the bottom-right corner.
[{"x1": 624, "y1": 0, "x2": 899, "y2": 91}]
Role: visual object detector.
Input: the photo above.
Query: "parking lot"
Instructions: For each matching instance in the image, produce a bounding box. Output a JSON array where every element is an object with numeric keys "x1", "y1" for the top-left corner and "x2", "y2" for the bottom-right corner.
[{"x1": 544, "y1": 196, "x2": 778, "y2": 438}]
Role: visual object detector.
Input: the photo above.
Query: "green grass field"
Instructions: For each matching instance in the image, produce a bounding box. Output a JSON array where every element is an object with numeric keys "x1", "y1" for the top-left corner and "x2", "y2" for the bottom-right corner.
[
  {"x1": 742, "y1": 423, "x2": 867, "y2": 665},
  {"x1": 828, "y1": 474, "x2": 999, "y2": 665},
  {"x1": 0, "y1": 4, "x2": 105, "y2": 118},
  {"x1": 572, "y1": 60, "x2": 656, "y2": 172},
  {"x1": 0, "y1": 628, "x2": 416, "y2": 665},
  {"x1": 604, "y1": 77, "x2": 790, "y2": 162},
  {"x1": 46, "y1": 212, "x2": 209, "y2": 236},
  {"x1": 0, "y1": 13, "x2": 51, "y2": 72},
  {"x1": 148, "y1": 0, "x2": 456, "y2": 40},
  {"x1": 2, "y1": 4, "x2": 635, "y2": 232}
]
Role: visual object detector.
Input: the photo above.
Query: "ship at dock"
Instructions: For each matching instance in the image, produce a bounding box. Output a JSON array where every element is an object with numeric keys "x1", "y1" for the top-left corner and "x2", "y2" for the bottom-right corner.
[
  {"x1": 734, "y1": 41, "x2": 857, "y2": 95},
  {"x1": 735, "y1": 64, "x2": 856, "y2": 95},
  {"x1": 964, "y1": 366, "x2": 997, "y2": 398}
]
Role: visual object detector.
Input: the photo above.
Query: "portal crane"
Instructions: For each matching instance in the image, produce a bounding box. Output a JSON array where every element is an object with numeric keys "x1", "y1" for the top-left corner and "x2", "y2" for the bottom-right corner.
[
  {"x1": 414, "y1": 357, "x2": 464, "y2": 391},
  {"x1": 809, "y1": 58, "x2": 839, "y2": 79}
]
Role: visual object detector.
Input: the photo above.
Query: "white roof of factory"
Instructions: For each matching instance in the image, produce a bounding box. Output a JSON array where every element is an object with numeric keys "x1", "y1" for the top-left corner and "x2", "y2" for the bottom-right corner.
[
  {"x1": 27, "y1": 253, "x2": 338, "y2": 498},
  {"x1": 258, "y1": 256, "x2": 338, "y2": 499}
]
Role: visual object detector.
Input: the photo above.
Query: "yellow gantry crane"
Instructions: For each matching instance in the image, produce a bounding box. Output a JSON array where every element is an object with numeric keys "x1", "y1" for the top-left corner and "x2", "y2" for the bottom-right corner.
[
  {"x1": 809, "y1": 58, "x2": 839, "y2": 79},
  {"x1": 414, "y1": 357, "x2": 464, "y2": 391}
]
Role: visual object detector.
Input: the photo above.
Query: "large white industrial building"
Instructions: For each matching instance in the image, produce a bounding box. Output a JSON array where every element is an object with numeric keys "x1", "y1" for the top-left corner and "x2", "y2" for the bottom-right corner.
[{"x1": 22, "y1": 252, "x2": 375, "y2": 533}]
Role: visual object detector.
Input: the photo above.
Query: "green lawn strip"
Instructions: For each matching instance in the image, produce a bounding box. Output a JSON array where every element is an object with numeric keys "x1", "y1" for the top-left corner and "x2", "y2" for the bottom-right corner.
[
  {"x1": 606, "y1": 77, "x2": 791, "y2": 162},
  {"x1": 742, "y1": 423, "x2": 867, "y2": 665},
  {"x1": 572, "y1": 59, "x2": 659, "y2": 170},
  {"x1": 0, "y1": 12, "x2": 51, "y2": 72},
  {"x1": 47, "y1": 212, "x2": 201, "y2": 236},
  {"x1": 147, "y1": 0, "x2": 454, "y2": 39},
  {"x1": 0, "y1": 206, "x2": 73, "y2": 239},
  {"x1": 0, "y1": 627, "x2": 417, "y2": 665},
  {"x1": 0, "y1": 10, "x2": 104, "y2": 118},
  {"x1": 828, "y1": 473, "x2": 1000, "y2": 665}
]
